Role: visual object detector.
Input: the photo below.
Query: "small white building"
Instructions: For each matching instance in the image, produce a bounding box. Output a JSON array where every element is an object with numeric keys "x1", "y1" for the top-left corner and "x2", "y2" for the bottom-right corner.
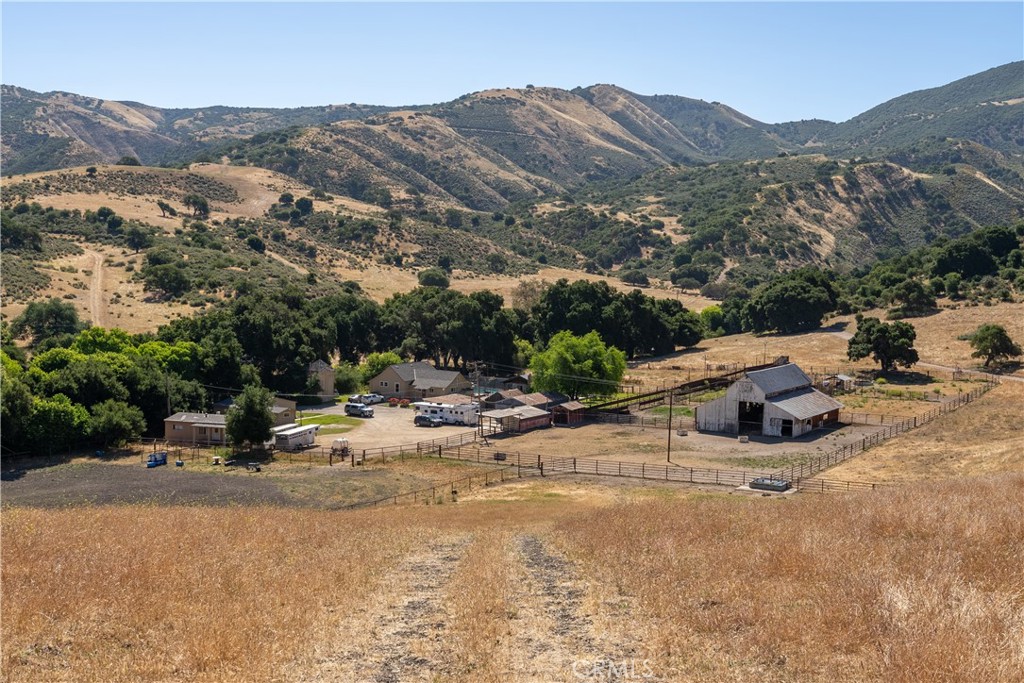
[
  {"x1": 696, "y1": 363, "x2": 842, "y2": 438},
  {"x1": 411, "y1": 400, "x2": 479, "y2": 426}
]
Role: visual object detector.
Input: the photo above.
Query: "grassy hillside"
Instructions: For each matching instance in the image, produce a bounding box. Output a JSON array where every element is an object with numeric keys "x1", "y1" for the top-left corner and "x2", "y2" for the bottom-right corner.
[
  {"x1": 3, "y1": 474, "x2": 1020, "y2": 681},
  {"x1": 0, "y1": 85, "x2": 398, "y2": 174},
  {"x1": 549, "y1": 149, "x2": 1024, "y2": 284},
  {"x1": 832, "y1": 61, "x2": 1024, "y2": 156}
]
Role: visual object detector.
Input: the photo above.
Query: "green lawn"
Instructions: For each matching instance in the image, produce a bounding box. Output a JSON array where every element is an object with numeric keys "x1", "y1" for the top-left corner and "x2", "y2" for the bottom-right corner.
[
  {"x1": 649, "y1": 405, "x2": 694, "y2": 418},
  {"x1": 296, "y1": 413, "x2": 361, "y2": 435}
]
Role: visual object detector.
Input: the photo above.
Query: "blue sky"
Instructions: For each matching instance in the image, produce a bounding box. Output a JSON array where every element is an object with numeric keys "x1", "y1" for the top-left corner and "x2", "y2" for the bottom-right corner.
[{"x1": 2, "y1": 2, "x2": 1021, "y2": 123}]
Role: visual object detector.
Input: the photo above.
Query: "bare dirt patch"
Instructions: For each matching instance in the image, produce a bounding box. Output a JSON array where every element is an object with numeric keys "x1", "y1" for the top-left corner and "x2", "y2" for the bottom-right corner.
[
  {"x1": 0, "y1": 457, "x2": 488, "y2": 510},
  {"x1": 471, "y1": 420, "x2": 892, "y2": 472}
]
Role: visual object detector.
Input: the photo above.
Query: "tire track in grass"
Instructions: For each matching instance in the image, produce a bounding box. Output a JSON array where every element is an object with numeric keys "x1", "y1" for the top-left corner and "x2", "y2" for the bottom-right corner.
[
  {"x1": 510, "y1": 535, "x2": 657, "y2": 682},
  {"x1": 303, "y1": 535, "x2": 471, "y2": 682}
]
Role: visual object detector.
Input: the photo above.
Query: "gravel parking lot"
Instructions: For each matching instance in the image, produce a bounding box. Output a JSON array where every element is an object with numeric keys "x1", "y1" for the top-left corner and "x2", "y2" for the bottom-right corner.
[{"x1": 311, "y1": 402, "x2": 479, "y2": 450}]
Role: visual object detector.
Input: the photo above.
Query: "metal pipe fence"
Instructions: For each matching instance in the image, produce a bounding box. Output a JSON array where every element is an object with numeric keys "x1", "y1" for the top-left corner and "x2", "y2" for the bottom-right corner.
[{"x1": 778, "y1": 381, "x2": 996, "y2": 484}]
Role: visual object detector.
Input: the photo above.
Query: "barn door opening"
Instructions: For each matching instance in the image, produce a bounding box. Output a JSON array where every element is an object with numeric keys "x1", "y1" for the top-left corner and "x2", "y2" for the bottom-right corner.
[
  {"x1": 781, "y1": 419, "x2": 793, "y2": 437},
  {"x1": 738, "y1": 401, "x2": 764, "y2": 434}
]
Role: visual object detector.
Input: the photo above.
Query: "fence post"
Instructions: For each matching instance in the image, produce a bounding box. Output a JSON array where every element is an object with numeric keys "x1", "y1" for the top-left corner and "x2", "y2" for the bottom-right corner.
[{"x1": 642, "y1": 462, "x2": 646, "y2": 479}]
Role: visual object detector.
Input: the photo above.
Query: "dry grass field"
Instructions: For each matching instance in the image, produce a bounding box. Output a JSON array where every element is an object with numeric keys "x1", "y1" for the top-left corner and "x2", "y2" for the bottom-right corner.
[
  {"x1": 626, "y1": 299, "x2": 1024, "y2": 389},
  {"x1": 826, "y1": 380, "x2": 1024, "y2": 483},
  {"x1": 3, "y1": 475, "x2": 1021, "y2": 682},
  {"x1": 829, "y1": 302, "x2": 1024, "y2": 377}
]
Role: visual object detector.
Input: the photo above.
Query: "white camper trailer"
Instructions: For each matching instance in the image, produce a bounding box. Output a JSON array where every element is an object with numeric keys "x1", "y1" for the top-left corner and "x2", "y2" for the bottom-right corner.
[
  {"x1": 412, "y1": 401, "x2": 479, "y2": 426},
  {"x1": 274, "y1": 424, "x2": 320, "y2": 450}
]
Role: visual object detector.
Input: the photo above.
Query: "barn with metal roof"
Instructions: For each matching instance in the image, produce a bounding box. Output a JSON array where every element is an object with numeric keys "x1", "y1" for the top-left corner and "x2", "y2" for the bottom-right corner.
[{"x1": 695, "y1": 363, "x2": 843, "y2": 437}]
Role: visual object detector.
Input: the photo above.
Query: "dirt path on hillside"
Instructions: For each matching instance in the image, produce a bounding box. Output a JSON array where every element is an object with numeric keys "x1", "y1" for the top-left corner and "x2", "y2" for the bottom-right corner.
[
  {"x1": 83, "y1": 247, "x2": 108, "y2": 328},
  {"x1": 304, "y1": 536, "x2": 471, "y2": 682},
  {"x1": 505, "y1": 535, "x2": 654, "y2": 681},
  {"x1": 266, "y1": 249, "x2": 310, "y2": 275}
]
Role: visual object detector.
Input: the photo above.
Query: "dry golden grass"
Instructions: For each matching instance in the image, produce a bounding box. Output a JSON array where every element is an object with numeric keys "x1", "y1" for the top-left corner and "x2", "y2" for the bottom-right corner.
[
  {"x1": 4, "y1": 475, "x2": 1021, "y2": 682},
  {"x1": 826, "y1": 380, "x2": 1024, "y2": 482},
  {"x1": 554, "y1": 473, "x2": 1024, "y2": 682},
  {"x1": 1, "y1": 506, "x2": 422, "y2": 682}
]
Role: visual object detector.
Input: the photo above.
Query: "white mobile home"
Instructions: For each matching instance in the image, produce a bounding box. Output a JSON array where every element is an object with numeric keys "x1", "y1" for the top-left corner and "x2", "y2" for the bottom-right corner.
[
  {"x1": 274, "y1": 424, "x2": 320, "y2": 450},
  {"x1": 411, "y1": 401, "x2": 479, "y2": 426}
]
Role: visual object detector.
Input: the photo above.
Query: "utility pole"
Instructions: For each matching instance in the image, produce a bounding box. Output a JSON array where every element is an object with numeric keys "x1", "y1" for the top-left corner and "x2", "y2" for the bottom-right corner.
[{"x1": 666, "y1": 390, "x2": 673, "y2": 462}]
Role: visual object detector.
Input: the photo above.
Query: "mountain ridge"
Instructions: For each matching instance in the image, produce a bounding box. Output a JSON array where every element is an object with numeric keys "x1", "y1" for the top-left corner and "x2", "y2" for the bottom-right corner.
[{"x1": 4, "y1": 60, "x2": 1021, "y2": 179}]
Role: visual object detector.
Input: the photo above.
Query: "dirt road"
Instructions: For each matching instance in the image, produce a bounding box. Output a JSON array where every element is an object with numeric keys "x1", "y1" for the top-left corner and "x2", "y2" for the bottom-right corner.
[
  {"x1": 289, "y1": 531, "x2": 655, "y2": 682},
  {"x1": 82, "y1": 247, "x2": 108, "y2": 327}
]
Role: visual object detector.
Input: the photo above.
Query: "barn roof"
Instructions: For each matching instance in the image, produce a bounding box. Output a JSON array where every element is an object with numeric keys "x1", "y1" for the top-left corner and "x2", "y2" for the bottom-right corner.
[
  {"x1": 746, "y1": 364, "x2": 812, "y2": 397},
  {"x1": 481, "y1": 406, "x2": 550, "y2": 420},
  {"x1": 767, "y1": 387, "x2": 843, "y2": 420}
]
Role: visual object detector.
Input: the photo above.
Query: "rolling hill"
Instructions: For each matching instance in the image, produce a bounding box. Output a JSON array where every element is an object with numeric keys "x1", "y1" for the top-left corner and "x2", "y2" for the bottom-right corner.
[{"x1": 2, "y1": 62, "x2": 1023, "y2": 303}]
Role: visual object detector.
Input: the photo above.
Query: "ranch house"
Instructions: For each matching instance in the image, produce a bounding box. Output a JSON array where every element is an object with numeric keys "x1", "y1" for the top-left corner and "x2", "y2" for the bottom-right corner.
[
  {"x1": 369, "y1": 361, "x2": 472, "y2": 400},
  {"x1": 164, "y1": 412, "x2": 227, "y2": 445},
  {"x1": 695, "y1": 363, "x2": 843, "y2": 437}
]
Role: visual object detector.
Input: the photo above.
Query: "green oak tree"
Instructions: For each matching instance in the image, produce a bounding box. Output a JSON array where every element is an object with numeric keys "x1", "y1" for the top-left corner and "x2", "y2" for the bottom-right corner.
[
  {"x1": 225, "y1": 384, "x2": 274, "y2": 449},
  {"x1": 847, "y1": 316, "x2": 919, "y2": 374},
  {"x1": 968, "y1": 324, "x2": 1022, "y2": 367}
]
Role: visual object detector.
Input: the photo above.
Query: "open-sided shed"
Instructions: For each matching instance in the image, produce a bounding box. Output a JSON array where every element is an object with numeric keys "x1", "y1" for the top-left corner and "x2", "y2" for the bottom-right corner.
[{"x1": 552, "y1": 400, "x2": 586, "y2": 426}]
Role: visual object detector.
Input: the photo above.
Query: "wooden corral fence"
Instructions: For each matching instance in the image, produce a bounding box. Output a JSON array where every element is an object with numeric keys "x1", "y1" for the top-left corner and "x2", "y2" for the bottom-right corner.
[
  {"x1": 343, "y1": 465, "x2": 527, "y2": 509},
  {"x1": 435, "y1": 444, "x2": 770, "y2": 488},
  {"x1": 775, "y1": 380, "x2": 997, "y2": 484},
  {"x1": 586, "y1": 412, "x2": 697, "y2": 430},
  {"x1": 588, "y1": 357, "x2": 787, "y2": 415}
]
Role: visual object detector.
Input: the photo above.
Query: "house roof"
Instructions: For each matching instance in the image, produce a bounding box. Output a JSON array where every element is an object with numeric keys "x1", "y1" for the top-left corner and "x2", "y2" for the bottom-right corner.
[
  {"x1": 308, "y1": 360, "x2": 332, "y2": 372},
  {"x1": 211, "y1": 398, "x2": 290, "y2": 414},
  {"x1": 767, "y1": 387, "x2": 843, "y2": 420},
  {"x1": 484, "y1": 388, "x2": 524, "y2": 401},
  {"x1": 746, "y1": 364, "x2": 812, "y2": 397},
  {"x1": 387, "y1": 362, "x2": 465, "y2": 389},
  {"x1": 165, "y1": 412, "x2": 226, "y2": 426},
  {"x1": 423, "y1": 393, "x2": 475, "y2": 405},
  {"x1": 553, "y1": 400, "x2": 586, "y2": 412}
]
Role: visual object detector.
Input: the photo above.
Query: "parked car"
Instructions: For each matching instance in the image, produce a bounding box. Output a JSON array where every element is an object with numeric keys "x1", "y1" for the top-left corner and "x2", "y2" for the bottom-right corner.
[
  {"x1": 344, "y1": 402, "x2": 374, "y2": 418},
  {"x1": 361, "y1": 393, "x2": 385, "y2": 405},
  {"x1": 414, "y1": 414, "x2": 443, "y2": 428}
]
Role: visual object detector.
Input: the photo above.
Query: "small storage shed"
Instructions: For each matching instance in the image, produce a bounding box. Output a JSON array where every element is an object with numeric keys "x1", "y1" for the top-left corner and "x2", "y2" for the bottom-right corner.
[
  {"x1": 696, "y1": 363, "x2": 843, "y2": 437},
  {"x1": 480, "y1": 406, "x2": 552, "y2": 434},
  {"x1": 552, "y1": 401, "x2": 586, "y2": 426}
]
